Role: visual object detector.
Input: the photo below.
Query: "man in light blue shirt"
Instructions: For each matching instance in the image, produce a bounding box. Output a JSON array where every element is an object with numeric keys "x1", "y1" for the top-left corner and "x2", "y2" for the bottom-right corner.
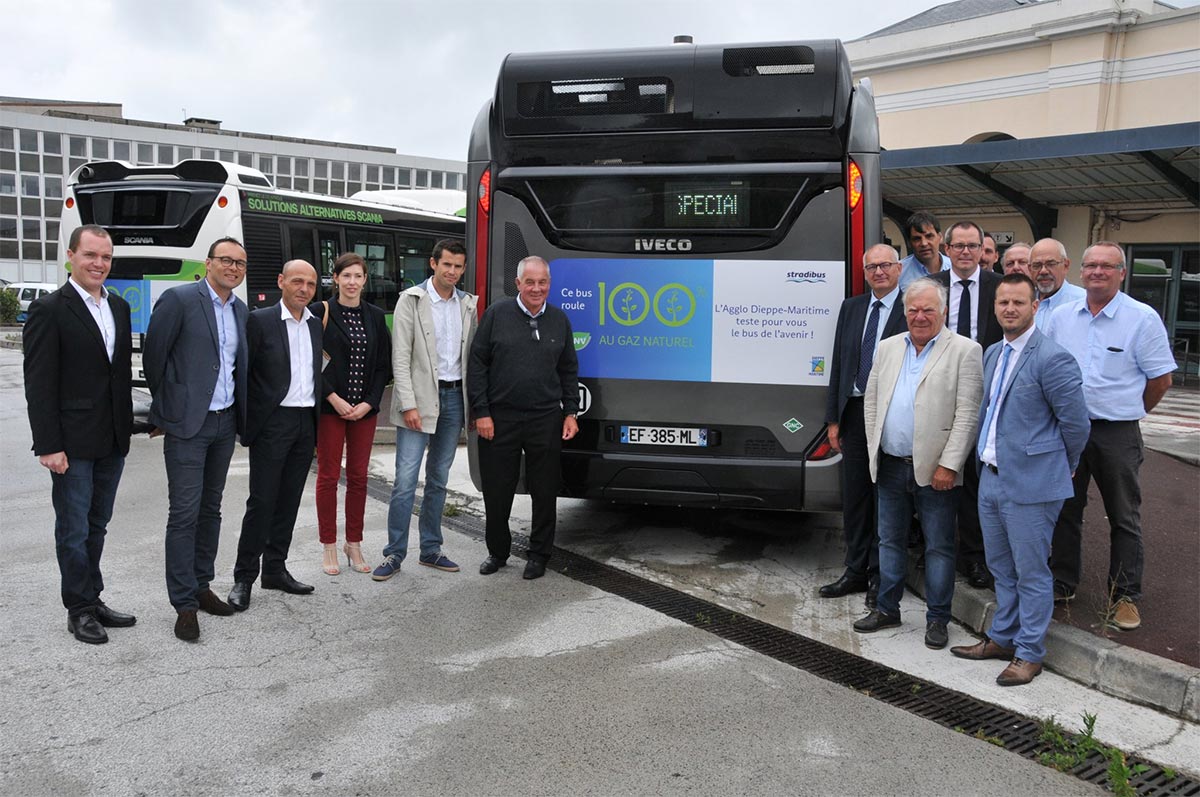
[
  {"x1": 1029, "y1": 238, "x2": 1086, "y2": 329},
  {"x1": 1044, "y1": 242, "x2": 1176, "y2": 632},
  {"x1": 898, "y1": 211, "x2": 952, "y2": 291}
]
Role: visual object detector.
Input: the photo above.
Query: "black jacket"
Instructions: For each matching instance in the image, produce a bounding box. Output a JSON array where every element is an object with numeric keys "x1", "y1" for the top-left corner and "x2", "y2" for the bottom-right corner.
[
  {"x1": 312, "y1": 299, "x2": 391, "y2": 416},
  {"x1": 934, "y1": 268, "x2": 1004, "y2": 351},
  {"x1": 825, "y1": 291, "x2": 908, "y2": 425}
]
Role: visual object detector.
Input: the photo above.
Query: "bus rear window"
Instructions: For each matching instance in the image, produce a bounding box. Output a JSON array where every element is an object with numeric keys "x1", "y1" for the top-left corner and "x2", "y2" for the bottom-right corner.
[{"x1": 80, "y1": 186, "x2": 219, "y2": 229}]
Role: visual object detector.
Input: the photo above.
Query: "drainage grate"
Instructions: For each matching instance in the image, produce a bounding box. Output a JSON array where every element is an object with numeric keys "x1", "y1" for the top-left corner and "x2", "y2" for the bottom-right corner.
[{"x1": 366, "y1": 475, "x2": 1199, "y2": 795}]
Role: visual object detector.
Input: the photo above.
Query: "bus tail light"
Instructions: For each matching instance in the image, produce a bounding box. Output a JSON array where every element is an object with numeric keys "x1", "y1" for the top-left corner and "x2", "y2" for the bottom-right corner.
[
  {"x1": 807, "y1": 430, "x2": 837, "y2": 461},
  {"x1": 65, "y1": 197, "x2": 75, "y2": 209},
  {"x1": 217, "y1": 195, "x2": 228, "y2": 208},
  {"x1": 474, "y1": 167, "x2": 492, "y2": 312},
  {"x1": 848, "y1": 157, "x2": 865, "y2": 296}
]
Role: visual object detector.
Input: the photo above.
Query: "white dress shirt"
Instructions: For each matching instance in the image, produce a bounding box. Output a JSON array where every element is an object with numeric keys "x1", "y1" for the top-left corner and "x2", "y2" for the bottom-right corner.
[
  {"x1": 425, "y1": 279, "x2": 463, "y2": 381},
  {"x1": 279, "y1": 303, "x2": 316, "y2": 408},
  {"x1": 67, "y1": 277, "x2": 116, "y2": 362},
  {"x1": 980, "y1": 324, "x2": 1036, "y2": 467},
  {"x1": 948, "y1": 265, "x2": 981, "y2": 341}
]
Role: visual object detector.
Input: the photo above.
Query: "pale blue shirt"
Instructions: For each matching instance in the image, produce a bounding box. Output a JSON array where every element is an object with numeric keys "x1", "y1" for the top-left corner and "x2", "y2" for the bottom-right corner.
[
  {"x1": 880, "y1": 334, "x2": 939, "y2": 457},
  {"x1": 898, "y1": 252, "x2": 951, "y2": 291},
  {"x1": 204, "y1": 279, "x2": 239, "y2": 411},
  {"x1": 516, "y1": 294, "x2": 546, "y2": 318},
  {"x1": 979, "y1": 324, "x2": 1036, "y2": 466},
  {"x1": 425, "y1": 279, "x2": 463, "y2": 382},
  {"x1": 1034, "y1": 280, "x2": 1085, "y2": 330},
  {"x1": 851, "y1": 285, "x2": 900, "y2": 398},
  {"x1": 1045, "y1": 292, "x2": 1176, "y2": 421}
]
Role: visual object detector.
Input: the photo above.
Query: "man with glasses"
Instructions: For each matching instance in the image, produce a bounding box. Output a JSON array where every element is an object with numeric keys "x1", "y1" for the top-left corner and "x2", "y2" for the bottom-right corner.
[
  {"x1": 934, "y1": 221, "x2": 1003, "y2": 589},
  {"x1": 898, "y1": 212, "x2": 952, "y2": 291},
  {"x1": 1029, "y1": 238, "x2": 1085, "y2": 329},
  {"x1": 822, "y1": 244, "x2": 907, "y2": 609},
  {"x1": 470, "y1": 256, "x2": 579, "y2": 580},
  {"x1": 1001, "y1": 243, "x2": 1033, "y2": 278},
  {"x1": 1044, "y1": 242, "x2": 1175, "y2": 630},
  {"x1": 144, "y1": 237, "x2": 250, "y2": 641}
]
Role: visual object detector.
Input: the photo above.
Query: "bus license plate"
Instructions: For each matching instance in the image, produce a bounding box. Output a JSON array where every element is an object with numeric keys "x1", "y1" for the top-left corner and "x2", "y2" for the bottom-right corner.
[{"x1": 620, "y1": 425, "x2": 707, "y2": 447}]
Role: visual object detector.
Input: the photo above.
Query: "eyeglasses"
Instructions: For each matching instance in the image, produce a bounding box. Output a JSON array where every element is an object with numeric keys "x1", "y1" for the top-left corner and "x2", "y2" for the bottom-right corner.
[
  {"x1": 947, "y1": 243, "x2": 981, "y2": 252},
  {"x1": 1030, "y1": 260, "x2": 1062, "y2": 271},
  {"x1": 211, "y1": 255, "x2": 248, "y2": 270},
  {"x1": 864, "y1": 262, "x2": 899, "y2": 272},
  {"x1": 1081, "y1": 262, "x2": 1121, "y2": 272},
  {"x1": 529, "y1": 318, "x2": 540, "y2": 341}
]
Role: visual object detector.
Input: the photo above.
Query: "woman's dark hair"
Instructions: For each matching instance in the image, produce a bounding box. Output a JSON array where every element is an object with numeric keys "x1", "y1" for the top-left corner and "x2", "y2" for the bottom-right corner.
[{"x1": 333, "y1": 252, "x2": 366, "y2": 276}]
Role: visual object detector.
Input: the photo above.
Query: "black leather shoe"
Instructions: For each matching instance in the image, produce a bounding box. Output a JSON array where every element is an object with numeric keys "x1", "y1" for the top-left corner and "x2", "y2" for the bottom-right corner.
[
  {"x1": 523, "y1": 559, "x2": 547, "y2": 580},
  {"x1": 94, "y1": 603, "x2": 137, "y2": 628},
  {"x1": 261, "y1": 570, "x2": 314, "y2": 595},
  {"x1": 228, "y1": 582, "x2": 252, "y2": 612},
  {"x1": 479, "y1": 556, "x2": 507, "y2": 575},
  {"x1": 865, "y1": 576, "x2": 879, "y2": 610},
  {"x1": 174, "y1": 610, "x2": 200, "y2": 642},
  {"x1": 197, "y1": 589, "x2": 235, "y2": 616},
  {"x1": 67, "y1": 611, "x2": 108, "y2": 645},
  {"x1": 853, "y1": 610, "x2": 901, "y2": 633},
  {"x1": 818, "y1": 573, "x2": 869, "y2": 599},
  {"x1": 967, "y1": 562, "x2": 993, "y2": 589},
  {"x1": 925, "y1": 621, "x2": 949, "y2": 649}
]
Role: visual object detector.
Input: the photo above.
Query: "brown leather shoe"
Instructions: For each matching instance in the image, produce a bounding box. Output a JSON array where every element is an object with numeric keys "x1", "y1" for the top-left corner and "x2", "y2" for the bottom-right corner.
[
  {"x1": 197, "y1": 589, "x2": 235, "y2": 616},
  {"x1": 996, "y1": 658, "x2": 1042, "y2": 686},
  {"x1": 1110, "y1": 599, "x2": 1141, "y2": 630},
  {"x1": 174, "y1": 610, "x2": 200, "y2": 642},
  {"x1": 950, "y1": 637, "x2": 1015, "y2": 661}
]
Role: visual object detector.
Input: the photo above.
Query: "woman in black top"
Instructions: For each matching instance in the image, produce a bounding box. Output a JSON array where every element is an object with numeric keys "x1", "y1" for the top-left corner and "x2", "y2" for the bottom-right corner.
[{"x1": 314, "y1": 253, "x2": 391, "y2": 575}]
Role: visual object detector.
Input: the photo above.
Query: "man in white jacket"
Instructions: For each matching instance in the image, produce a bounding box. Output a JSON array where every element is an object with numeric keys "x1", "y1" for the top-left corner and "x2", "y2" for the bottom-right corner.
[{"x1": 373, "y1": 240, "x2": 477, "y2": 580}]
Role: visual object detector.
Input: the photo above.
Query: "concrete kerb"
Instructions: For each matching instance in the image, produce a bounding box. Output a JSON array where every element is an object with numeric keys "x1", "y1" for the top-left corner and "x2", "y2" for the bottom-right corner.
[{"x1": 905, "y1": 560, "x2": 1200, "y2": 722}]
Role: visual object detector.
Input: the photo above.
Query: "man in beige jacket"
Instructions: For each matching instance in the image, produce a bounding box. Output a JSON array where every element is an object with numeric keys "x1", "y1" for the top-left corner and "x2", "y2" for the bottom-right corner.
[
  {"x1": 854, "y1": 278, "x2": 983, "y2": 649},
  {"x1": 373, "y1": 240, "x2": 477, "y2": 580}
]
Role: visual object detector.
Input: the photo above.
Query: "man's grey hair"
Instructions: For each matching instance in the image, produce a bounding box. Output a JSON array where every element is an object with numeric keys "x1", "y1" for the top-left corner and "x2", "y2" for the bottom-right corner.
[
  {"x1": 862, "y1": 244, "x2": 900, "y2": 267},
  {"x1": 516, "y1": 256, "x2": 551, "y2": 280},
  {"x1": 1082, "y1": 241, "x2": 1127, "y2": 270},
  {"x1": 1031, "y1": 238, "x2": 1068, "y2": 260},
  {"x1": 904, "y1": 277, "x2": 948, "y2": 314}
]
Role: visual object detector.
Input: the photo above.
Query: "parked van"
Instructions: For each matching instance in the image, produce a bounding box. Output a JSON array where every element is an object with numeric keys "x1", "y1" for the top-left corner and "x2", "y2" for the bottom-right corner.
[{"x1": 5, "y1": 282, "x2": 58, "y2": 321}]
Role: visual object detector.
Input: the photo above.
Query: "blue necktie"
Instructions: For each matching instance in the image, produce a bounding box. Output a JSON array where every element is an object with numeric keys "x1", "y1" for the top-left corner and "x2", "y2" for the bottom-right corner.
[
  {"x1": 978, "y1": 343, "x2": 1013, "y2": 459},
  {"x1": 957, "y1": 279, "x2": 972, "y2": 338},
  {"x1": 855, "y1": 300, "x2": 883, "y2": 393}
]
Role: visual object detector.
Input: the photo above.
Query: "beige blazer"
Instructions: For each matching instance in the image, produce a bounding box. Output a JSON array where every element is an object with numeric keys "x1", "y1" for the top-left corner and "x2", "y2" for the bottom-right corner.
[
  {"x1": 389, "y1": 280, "x2": 478, "y2": 434},
  {"x1": 863, "y1": 326, "x2": 983, "y2": 486}
]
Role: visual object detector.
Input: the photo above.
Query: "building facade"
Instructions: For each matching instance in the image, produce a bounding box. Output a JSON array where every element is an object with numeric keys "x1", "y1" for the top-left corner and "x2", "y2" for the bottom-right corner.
[{"x1": 0, "y1": 98, "x2": 466, "y2": 283}]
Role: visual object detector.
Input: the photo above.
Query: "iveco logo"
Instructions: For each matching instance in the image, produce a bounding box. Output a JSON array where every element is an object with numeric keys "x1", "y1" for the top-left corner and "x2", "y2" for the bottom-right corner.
[
  {"x1": 123, "y1": 236, "x2": 155, "y2": 245},
  {"x1": 635, "y1": 238, "x2": 692, "y2": 252}
]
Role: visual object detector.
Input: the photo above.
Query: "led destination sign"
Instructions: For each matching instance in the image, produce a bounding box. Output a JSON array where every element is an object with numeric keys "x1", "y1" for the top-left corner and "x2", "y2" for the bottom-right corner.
[{"x1": 664, "y1": 181, "x2": 748, "y2": 229}]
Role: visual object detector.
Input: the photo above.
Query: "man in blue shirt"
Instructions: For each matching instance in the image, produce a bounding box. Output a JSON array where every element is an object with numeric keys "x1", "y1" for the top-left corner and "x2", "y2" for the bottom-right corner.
[
  {"x1": 1044, "y1": 242, "x2": 1175, "y2": 631},
  {"x1": 1030, "y1": 238, "x2": 1086, "y2": 330},
  {"x1": 898, "y1": 211, "x2": 952, "y2": 291}
]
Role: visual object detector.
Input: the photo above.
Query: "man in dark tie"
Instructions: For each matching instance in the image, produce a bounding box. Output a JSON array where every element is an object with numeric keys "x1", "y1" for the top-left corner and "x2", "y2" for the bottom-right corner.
[
  {"x1": 227, "y1": 260, "x2": 323, "y2": 611},
  {"x1": 821, "y1": 244, "x2": 907, "y2": 608},
  {"x1": 23, "y1": 225, "x2": 137, "y2": 644},
  {"x1": 934, "y1": 221, "x2": 1002, "y2": 589}
]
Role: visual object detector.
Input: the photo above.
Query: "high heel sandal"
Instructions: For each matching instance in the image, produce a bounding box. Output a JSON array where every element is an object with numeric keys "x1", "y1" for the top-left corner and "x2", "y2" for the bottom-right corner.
[
  {"x1": 322, "y1": 543, "x2": 341, "y2": 575},
  {"x1": 344, "y1": 542, "x2": 371, "y2": 574}
]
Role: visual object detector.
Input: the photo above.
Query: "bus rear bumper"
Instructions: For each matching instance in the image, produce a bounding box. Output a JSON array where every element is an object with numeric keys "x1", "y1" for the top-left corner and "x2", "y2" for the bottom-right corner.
[{"x1": 561, "y1": 450, "x2": 841, "y2": 513}]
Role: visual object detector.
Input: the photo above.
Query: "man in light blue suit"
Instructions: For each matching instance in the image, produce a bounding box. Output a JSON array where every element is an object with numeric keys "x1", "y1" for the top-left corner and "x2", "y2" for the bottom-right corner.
[
  {"x1": 951, "y1": 273, "x2": 1089, "y2": 686},
  {"x1": 143, "y1": 238, "x2": 250, "y2": 642}
]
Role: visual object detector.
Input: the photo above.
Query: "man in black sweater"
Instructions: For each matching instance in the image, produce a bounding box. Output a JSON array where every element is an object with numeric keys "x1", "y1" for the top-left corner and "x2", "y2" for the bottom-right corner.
[{"x1": 469, "y1": 256, "x2": 579, "y2": 580}]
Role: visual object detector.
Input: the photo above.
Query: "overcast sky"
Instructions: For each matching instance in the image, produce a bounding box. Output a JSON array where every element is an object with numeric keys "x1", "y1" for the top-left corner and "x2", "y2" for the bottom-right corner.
[{"x1": 4, "y1": 0, "x2": 1196, "y2": 162}]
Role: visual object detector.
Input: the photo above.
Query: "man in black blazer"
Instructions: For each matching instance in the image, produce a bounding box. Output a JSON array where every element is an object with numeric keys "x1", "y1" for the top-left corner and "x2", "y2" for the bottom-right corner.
[
  {"x1": 143, "y1": 237, "x2": 250, "y2": 642},
  {"x1": 228, "y1": 260, "x2": 323, "y2": 611},
  {"x1": 821, "y1": 243, "x2": 907, "y2": 608},
  {"x1": 23, "y1": 225, "x2": 137, "y2": 645},
  {"x1": 934, "y1": 221, "x2": 1001, "y2": 588}
]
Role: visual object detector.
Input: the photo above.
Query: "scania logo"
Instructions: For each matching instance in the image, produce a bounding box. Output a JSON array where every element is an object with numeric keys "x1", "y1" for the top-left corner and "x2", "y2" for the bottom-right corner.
[
  {"x1": 634, "y1": 238, "x2": 692, "y2": 252},
  {"x1": 123, "y1": 236, "x2": 155, "y2": 245}
]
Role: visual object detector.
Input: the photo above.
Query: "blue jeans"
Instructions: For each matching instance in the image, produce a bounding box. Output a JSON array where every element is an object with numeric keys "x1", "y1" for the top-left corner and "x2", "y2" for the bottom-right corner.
[
  {"x1": 163, "y1": 410, "x2": 237, "y2": 610},
  {"x1": 876, "y1": 454, "x2": 958, "y2": 623},
  {"x1": 384, "y1": 389, "x2": 464, "y2": 560},
  {"x1": 50, "y1": 451, "x2": 125, "y2": 615},
  {"x1": 979, "y1": 466, "x2": 1062, "y2": 663}
]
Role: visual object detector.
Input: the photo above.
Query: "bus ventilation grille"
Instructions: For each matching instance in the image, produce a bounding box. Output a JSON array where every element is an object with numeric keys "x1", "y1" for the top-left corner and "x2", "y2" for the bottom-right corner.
[
  {"x1": 518, "y1": 77, "x2": 672, "y2": 117},
  {"x1": 503, "y1": 223, "x2": 528, "y2": 297},
  {"x1": 743, "y1": 438, "x2": 778, "y2": 457},
  {"x1": 722, "y1": 46, "x2": 816, "y2": 77}
]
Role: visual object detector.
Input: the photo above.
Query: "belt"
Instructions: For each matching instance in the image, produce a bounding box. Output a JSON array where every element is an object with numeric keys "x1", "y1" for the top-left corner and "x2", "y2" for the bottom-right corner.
[
  {"x1": 985, "y1": 463, "x2": 999, "y2": 475},
  {"x1": 209, "y1": 406, "x2": 233, "y2": 415},
  {"x1": 438, "y1": 380, "x2": 463, "y2": 390},
  {"x1": 882, "y1": 453, "x2": 914, "y2": 464}
]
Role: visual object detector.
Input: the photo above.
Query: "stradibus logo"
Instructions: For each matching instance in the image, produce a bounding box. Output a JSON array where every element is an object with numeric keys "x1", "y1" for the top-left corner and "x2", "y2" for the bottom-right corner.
[{"x1": 634, "y1": 238, "x2": 693, "y2": 252}]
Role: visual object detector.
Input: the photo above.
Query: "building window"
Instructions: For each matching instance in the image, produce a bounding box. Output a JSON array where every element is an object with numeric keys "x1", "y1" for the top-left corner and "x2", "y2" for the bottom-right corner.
[
  {"x1": 69, "y1": 158, "x2": 87, "y2": 174},
  {"x1": 46, "y1": 219, "x2": 59, "y2": 243},
  {"x1": 0, "y1": 241, "x2": 16, "y2": 259},
  {"x1": 295, "y1": 159, "x2": 308, "y2": 177},
  {"x1": 20, "y1": 130, "x2": 39, "y2": 153},
  {"x1": 237, "y1": 151, "x2": 253, "y2": 167},
  {"x1": 314, "y1": 179, "x2": 328, "y2": 194},
  {"x1": 0, "y1": 151, "x2": 11, "y2": 171},
  {"x1": 44, "y1": 198, "x2": 62, "y2": 219},
  {"x1": 220, "y1": 150, "x2": 235, "y2": 163},
  {"x1": 397, "y1": 169, "x2": 410, "y2": 187},
  {"x1": 348, "y1": 163, "x2": 361, "y2": 182},
  {"x1": 332, "y1": 180, "x2": 345, "y2": 196},
  {"x1": 294, "y1": 178, "x2": 309, "y2": 192},
  {"x1": 21, "y1": 175, "x2": 39, "y2": 197},
  {"x1": 315, "y1": 161, "x2": 327, "y2": 178},
  {"x1": 200, "y1": 148, "x2": 216, "y2": 160},
  {"x1": 22, "y1": 241, "x2": 41, "y2": 260},
  {"x1": 69, "y1": 136, "x2": 86, "y2": 157},
  {"x1": 20, "y1": 153, "x2": 39, "y2": 173},
  {"x1": 277, "y1": 157, "x2": 291, "y2": 175},
  {"x1": 0, "y1": 217, "x2": 16, "y2": 239},
  {"x1": 137, "y1": 143, "x2": 154, "y2": 164},
  {"x1": 178, "y1": 146, "x2": 194, "y2": 160},
  {"x1": 45, "y1": 241, "x2": 57, "y2": 261},
  {"x1": 332, "y1": 162, "x2": 345, "y2": 180},
  {"x1": 0, "y1": 128, "x2": 13, "y2": 150},
  {"x1": 92, "y1": 139, "x2": 110, "y2": 159},
  {"x1": 258, "y1": 155, "x2": 273, "y2": 174},
  {"x1": 158, "y1": 144, "x2": 173, "y2": 164},
  {"x1": 23, "y1": 219, "x2": 41, "y2": 242},
  {"x1": 43, "y1": 155, "x2": 63, "y2": 175},
  {"x1": 0, "y1": 174, "x2": 14, "y2": 195},
  {"x1": 431, "y1": 171, "x2": 443, "y2": 189},
  {"x1": 415, "y1": 170, "x2": 428, "y2": 188},
  {"x1": 114, "y1": 141, "x2": 131, "y2": 161},
  {"x1": 44, "y1": 176, "x2": 63, "y2": 199},
  {"x1": 43, "y1": 134, "x2": 62, "y2": 155},
  {"x1": 367, "y1": 165, "x2": 379, "y2": 183},
  {"x1": 276, "y1": 177, "x2": 292, "y2": 190}
]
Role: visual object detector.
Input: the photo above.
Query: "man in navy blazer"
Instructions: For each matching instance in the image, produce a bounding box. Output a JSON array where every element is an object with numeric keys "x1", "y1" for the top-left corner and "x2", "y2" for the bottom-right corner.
[
  {"x1": 24, "y1": 225, "x2": 137, "y2": 644},
  {"x1": 951, "y1": 273, "x2": 1089, "y2": 686},
  {"x1": 228, "y1": 260, "x2": 323, "y2": 611},
  {"x1": 143, "y1": 237, "x2": 250, "y2": 642},
  {"x1": 821, "y1": 243, "x2": 907, "y2": 608}
]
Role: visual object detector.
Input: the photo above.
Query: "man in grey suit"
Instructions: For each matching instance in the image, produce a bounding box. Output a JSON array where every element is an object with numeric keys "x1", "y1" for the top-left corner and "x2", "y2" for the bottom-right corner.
[
  {"x1": 952, "y1": 274, "x2": 1089, "y2": 686},
  {"x1": 143, "y1": 237, "x2": 249, "y2": 642}
]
